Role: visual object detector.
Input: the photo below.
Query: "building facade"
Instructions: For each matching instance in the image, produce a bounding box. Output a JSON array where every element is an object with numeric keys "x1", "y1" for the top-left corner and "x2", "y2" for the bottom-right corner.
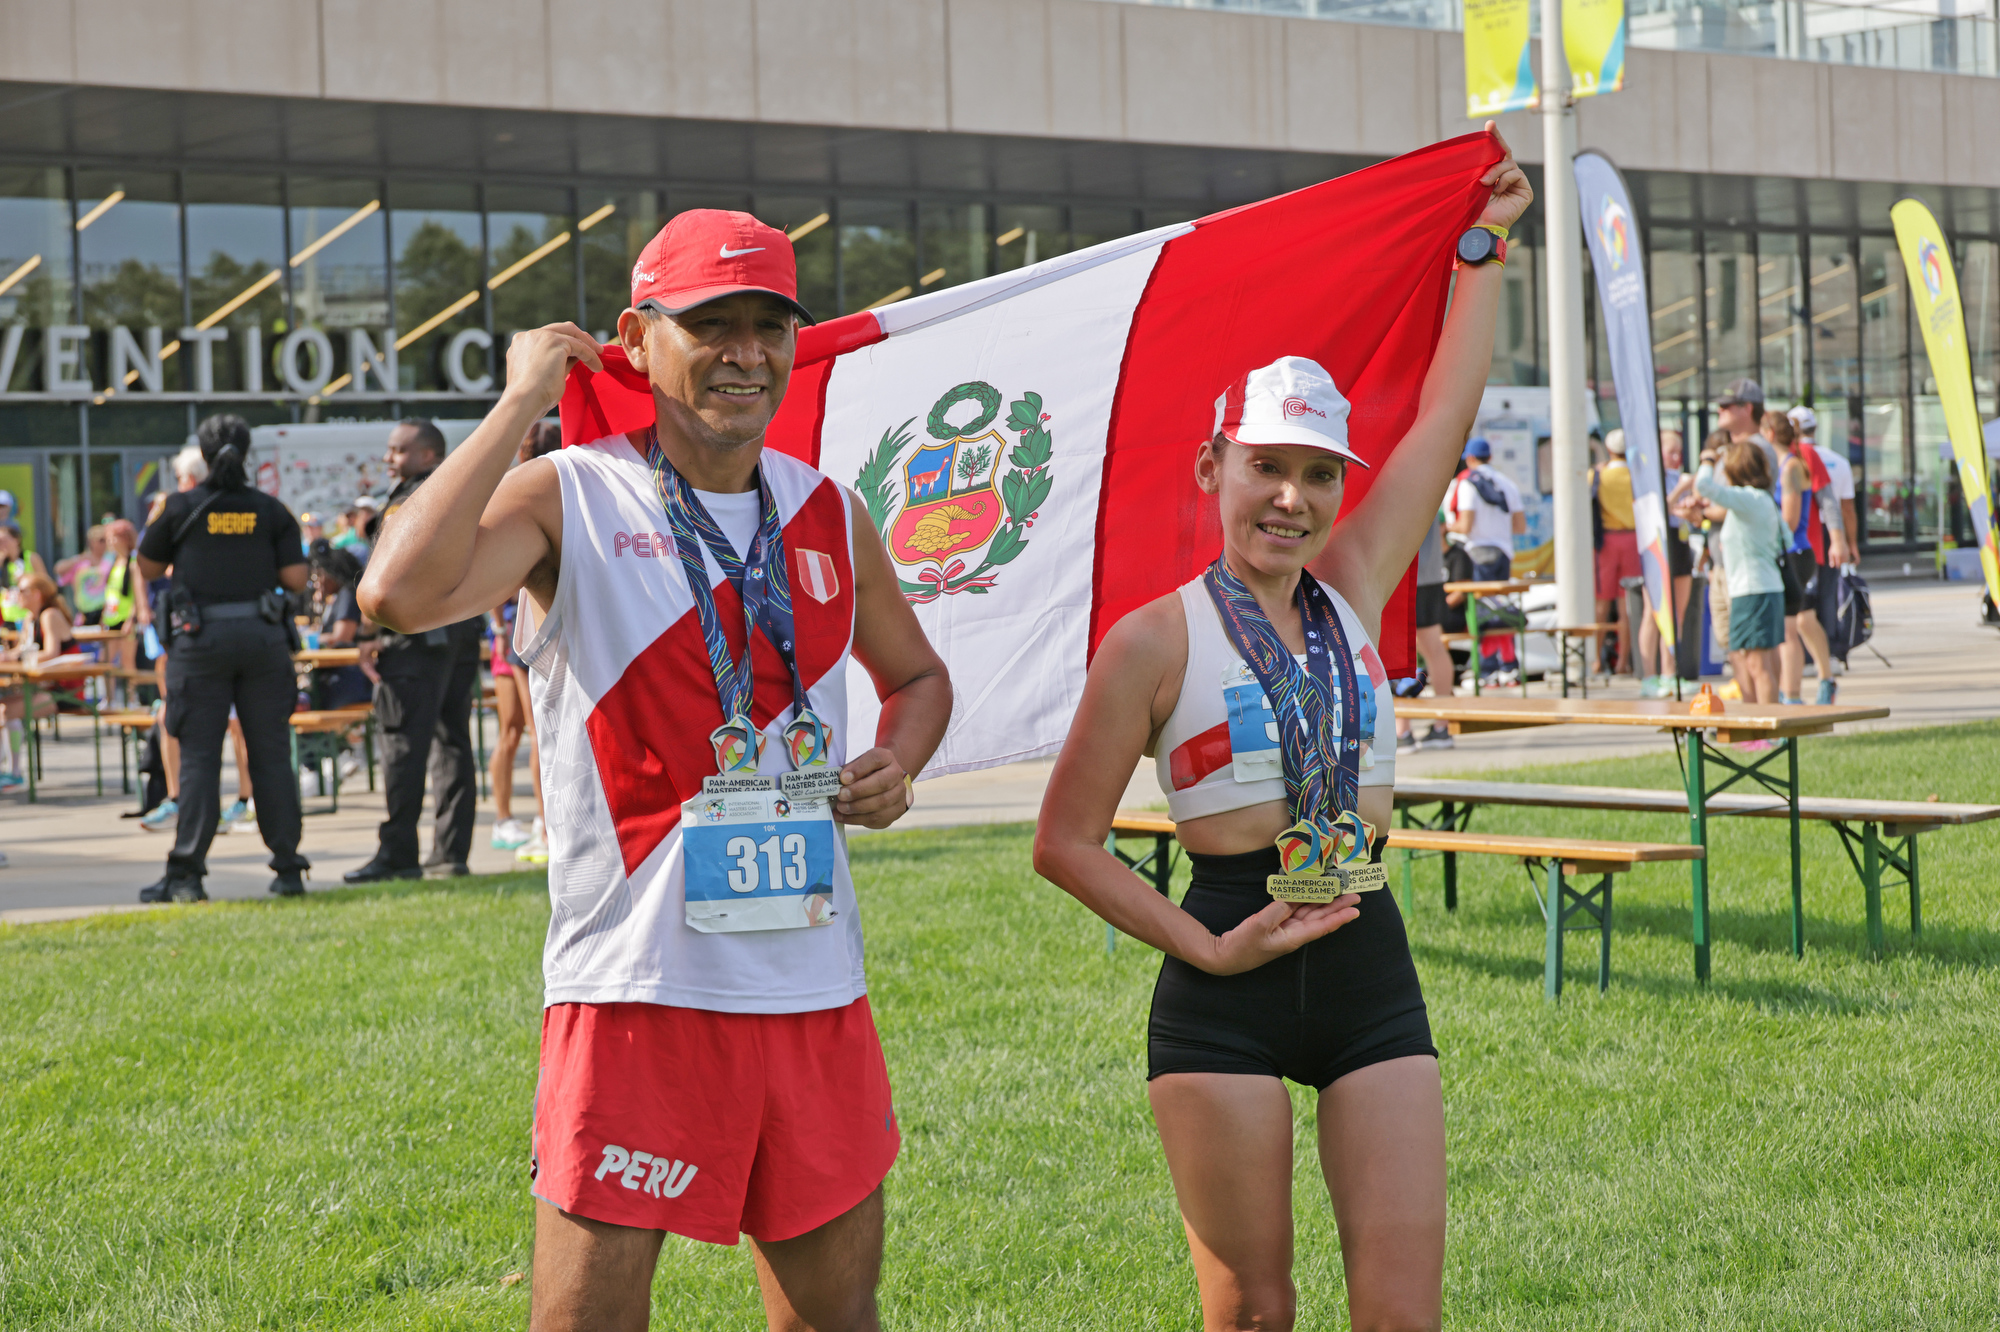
[{"x1": 3, "y1": 0, "x2": 1997, "y2": 558}]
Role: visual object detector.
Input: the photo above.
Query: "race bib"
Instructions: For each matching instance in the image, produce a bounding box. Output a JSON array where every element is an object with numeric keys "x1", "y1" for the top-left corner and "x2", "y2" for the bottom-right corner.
[
  {"x1": 1222, "y1": 660, "x2": 1284, "y2": 783},
  {"x1": 682, "y1": 788, "x2": 837, "y2": 934}
]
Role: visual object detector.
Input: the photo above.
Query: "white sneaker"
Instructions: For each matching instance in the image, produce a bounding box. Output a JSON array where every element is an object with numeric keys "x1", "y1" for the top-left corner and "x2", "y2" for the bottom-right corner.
[
  {"x1": 299, "y1": 769, "x2": 324, "y2": 798},
  {"x1": 337, "y1": 750, "x2": 363, "y2": 781},
  {"x1": 491, "y1": 818, "x2": 530, "y2": 851},
  {"x1": 516, "y1": 833, "x2": 548, "y2": 866}
]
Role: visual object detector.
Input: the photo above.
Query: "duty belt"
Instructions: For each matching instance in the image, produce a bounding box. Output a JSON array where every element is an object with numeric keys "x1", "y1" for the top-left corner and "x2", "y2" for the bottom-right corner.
[{"x1": 200, "y1": 600, "x2": 266, "y2": 620}]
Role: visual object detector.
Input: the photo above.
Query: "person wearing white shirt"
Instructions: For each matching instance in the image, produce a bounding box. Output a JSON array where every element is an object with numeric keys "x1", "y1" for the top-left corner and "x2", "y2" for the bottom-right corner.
[{"x1": 1447, "y1": 437, "x2": 1524, "y2": 575}]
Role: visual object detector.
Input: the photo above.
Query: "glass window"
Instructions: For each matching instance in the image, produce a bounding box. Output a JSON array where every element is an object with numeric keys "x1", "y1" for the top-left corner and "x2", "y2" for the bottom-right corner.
[
  {"x1": 487, "y1": 185, "x2": 576, "y2": 394},
  {"x1": 1703, "y1": 231, "x2": 1756, "y2": 402},
  {"x1": 1912, "y1": 391, "x2": 1947, "y2": 547},
  {"x1": 289, "y1": 178, "x2": 389, "y2": 398},
  {"x1": 1756, "y1": 233, "x2": 1806, "y2": 406},
  {"x1": 578, "y1": 189, "x2": 660, "y2": 342},
  {"x1": 1651, "y1": 228, "x2": 1701, "y2": 423},
  {"x1": 77, "y1": 170, "x2": 182, "y2": 398},
  {"x1": 184, "y1": 173, "x2": 287, "y2": 394},
  {"x1": 1070, "y1": 206, "x2": 1140, "y2": 258},
  {"x1": 992, "y1": 205, "x2": 1064, "y2": 275},
  {"x1": 753, "y1": 196, "x2": 834, "y2": 325},
  {"x1": 1857, "y1": 234, "x2": 1909, "y2": 542},
  {"x1": 839, "y1": 199, "x2": 915, "y2": 315},
  {"x1": 1808, "y1": 237, "x2": 1860, "y2": 402},
  {"x1": 918, "y1": 203, "x2": 989, "y2": 295},
  {"x1": 1490, "y1": 235, "x2": 1536, "y2": 387},
  {"x1": 389, "y1": 182, "x2": 484, "y2": 394},
  {"x1": 1961, "y1": 239, "x2": 2000, "y2": 416},
  {"x1": 0, "y1": 168, "x2": 77, "y2": 393}
]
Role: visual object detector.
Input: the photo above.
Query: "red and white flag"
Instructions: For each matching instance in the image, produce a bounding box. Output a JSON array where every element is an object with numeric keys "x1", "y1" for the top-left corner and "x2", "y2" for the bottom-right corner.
[{"x1": 561, "y1": 131, "x2": 1503, "y2": 777}]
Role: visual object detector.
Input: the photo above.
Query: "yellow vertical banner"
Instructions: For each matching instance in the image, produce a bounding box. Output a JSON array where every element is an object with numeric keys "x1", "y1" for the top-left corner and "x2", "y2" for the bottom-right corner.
[
  {"x1": 1464, "y1": 0, "x2": 1538, "y2": 118},
  {"x1": 1891, "y1": 198, "x2": 2000, "y2": 605},
  {"x1": 1564, "y1": 0, "x2": 1627, "y2": 99}
]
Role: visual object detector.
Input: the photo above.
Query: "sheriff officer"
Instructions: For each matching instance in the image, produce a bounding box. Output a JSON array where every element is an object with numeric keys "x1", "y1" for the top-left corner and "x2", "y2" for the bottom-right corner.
[
  {"x1": 345, "y1": 418, "x2": 482, "y2": 882},
  {"x1": 136, "y1": 414, "x2": 311, "y2": 902}
]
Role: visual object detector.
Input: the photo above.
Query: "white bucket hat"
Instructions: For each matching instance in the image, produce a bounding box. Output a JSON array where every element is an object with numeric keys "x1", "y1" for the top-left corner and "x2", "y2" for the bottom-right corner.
[{"x1": 1212, "y1": 355, "x2": 1367, "y2": 467}]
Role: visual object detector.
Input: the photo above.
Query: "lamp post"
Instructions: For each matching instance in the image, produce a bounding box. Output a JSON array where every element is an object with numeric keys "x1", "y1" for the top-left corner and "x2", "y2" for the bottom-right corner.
[{"x1": 1542, "y1": 0, "x2": 1594, "y2": 635}]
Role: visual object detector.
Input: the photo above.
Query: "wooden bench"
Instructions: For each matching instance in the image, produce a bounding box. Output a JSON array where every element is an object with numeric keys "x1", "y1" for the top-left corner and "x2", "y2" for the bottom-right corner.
[
  {"x1": 97, "y1": 708, "x2": 159, "y2": 801},
  {"x1": 289, "y1": 707, "x2": 377, "y2": 814},
  {"x1": 1394, "y1": 778, "x2": 2000, "y2": 957},
  {"x1": 1549, "y1": 623, "x2": 1618, "y2": 698},
  {"x1": 1108, "y1": 812, "x2": 1703, "y2": 998},
  {"x1": 1386, "y1": 827, "x2": 1702, "y2": 997}
]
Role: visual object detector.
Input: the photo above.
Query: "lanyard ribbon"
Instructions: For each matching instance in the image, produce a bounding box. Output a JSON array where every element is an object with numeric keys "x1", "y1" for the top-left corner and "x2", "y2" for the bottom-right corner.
[
  {"x1": 645, "y1": 430, "x2": 811, "y2": 761},
  {"x1": 1203, "y1": 558, "x2": 1373, "y2": 869}
]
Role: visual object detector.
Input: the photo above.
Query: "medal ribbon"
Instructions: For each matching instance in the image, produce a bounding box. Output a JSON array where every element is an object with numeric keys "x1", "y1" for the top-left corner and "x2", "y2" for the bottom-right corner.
[
  {"x1": 645, "y1": 429, "x2": 811, "y2": 742},
  {"x1": 1203, "y1": 558, "x2": 1371, "y2": 867}
]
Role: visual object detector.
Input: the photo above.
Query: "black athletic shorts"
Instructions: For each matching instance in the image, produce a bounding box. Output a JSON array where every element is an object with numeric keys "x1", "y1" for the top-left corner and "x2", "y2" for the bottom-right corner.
[
  {"x1": 1784, "y1": 549, "x2": 1817, "y2": 617},
  {"x1": 1667, "y1": 524, "x2": 1693, "y2": 578},
  {"x1": 1413, "y1": 582, "x2": 1446, "y2": 630},
  {"x1": 1148, "y1": 843, "x2": 1437, "y2": 1090}
]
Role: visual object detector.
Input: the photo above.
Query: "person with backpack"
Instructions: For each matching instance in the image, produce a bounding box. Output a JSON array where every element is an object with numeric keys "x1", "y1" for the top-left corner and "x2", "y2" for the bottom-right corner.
[
  {"x1": 1768, "y1": 411, "x2": 1840, "y2": 704},
  {"x1": 1447, "y1": 436, "x2": 1525, "y2": 684}
]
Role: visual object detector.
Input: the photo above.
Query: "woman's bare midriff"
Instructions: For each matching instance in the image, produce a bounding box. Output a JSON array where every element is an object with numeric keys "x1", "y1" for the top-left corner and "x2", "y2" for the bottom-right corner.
[{"x1": 1173, "y1": 786, "x2": 1395, "y2": 857}]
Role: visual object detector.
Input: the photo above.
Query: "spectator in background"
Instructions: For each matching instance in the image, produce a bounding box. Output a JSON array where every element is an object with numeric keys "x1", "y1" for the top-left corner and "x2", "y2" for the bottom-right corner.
[
  {"x1": 1448, "y1": 435, "x2": 1526, "y2": 684},
  {"x1": 0, "y1": 524, "x2": 50, "y2": 634},
  {"x1": 0, "y1": 489, "x2": 14, "y2": 527},
  {"x1": 1592, "y1": 428, "x2": 1641, "y2": 676},
  {"x1": 1694, "y1": 438, "x2": 1785, "y2": 711},
  {"x1": 1788, "y1": 407, "x2": 1857, "y2": 565},
  {"x1": 1769, "y1": 412, "x2": 1840, "y2": 705},
  {"x1": 488, "y1": 420, "x2": 560, "y2": 861},
  {"x1": 56, "y1": 525, "x2": 111, "y2": 625},
  {"x1": 1717, "y1": 379, "x2": 1782, "y2": 497},
  {"x1": 298, "y1": 512, "x2": 325, "y2": 556},
  {"x1": 309, "y1": 548, "x2": 372, "y2": 709},
  {"x1": 1638, "y1": 430, "x2": 1697, "y2": 694},
  {"x1": 1396, "y1": 512, "x2": 1458, "y2": 753}
]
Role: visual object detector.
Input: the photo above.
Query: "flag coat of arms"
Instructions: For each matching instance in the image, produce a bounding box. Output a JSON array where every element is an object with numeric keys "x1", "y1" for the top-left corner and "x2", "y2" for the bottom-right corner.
[{"x1": 561, "y1": 131, "x2": 1504, "y2": 778}]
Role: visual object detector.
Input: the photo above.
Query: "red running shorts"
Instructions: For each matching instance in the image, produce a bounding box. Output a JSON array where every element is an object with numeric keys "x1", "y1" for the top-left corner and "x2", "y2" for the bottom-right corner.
[
  {"x1": 531, "y1": 997, "x2": 899, "y2": 1245},
  {"x1": 1595, "y1": 528, "x2": 1643, "y2": 602}
]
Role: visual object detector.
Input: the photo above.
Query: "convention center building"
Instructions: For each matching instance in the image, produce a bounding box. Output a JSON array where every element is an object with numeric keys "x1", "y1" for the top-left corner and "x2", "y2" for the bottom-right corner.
[{"x1": 2, "y1": 0, "x2": 1997, "y2": 561}]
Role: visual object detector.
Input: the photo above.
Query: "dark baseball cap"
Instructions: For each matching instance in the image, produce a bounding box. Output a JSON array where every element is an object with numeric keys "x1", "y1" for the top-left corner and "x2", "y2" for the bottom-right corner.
[{"x1": 1717, "y1": 378, "x2": 1764, "y2": 408}]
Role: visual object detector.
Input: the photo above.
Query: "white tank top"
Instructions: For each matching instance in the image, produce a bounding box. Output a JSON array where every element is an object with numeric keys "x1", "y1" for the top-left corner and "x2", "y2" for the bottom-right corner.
[
  {"x1": 514, "y1": 435, "x2": 864, "y2": 1015},
  {"x1": 1154, "y1": 576, "x2": 1396, "y2": 824}
]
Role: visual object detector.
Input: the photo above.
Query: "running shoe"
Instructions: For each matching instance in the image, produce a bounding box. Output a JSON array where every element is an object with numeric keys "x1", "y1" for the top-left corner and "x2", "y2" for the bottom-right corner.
[
  {"x1": 517, "y1": 819, "x2": 549, "y2": 866},
  {"x1": 140, "y1": 798, "x2": 179, "y2": 831},
  {"x1": 1396, "y1": 730, "x2": 1421, "y2": 756},
  {"x1": 0, "y1": 772, "x2": 22, "y2": 790},
  {"x1": 1421, "y1": 723, "x2": 1455, "y2": 751},
  {"x1": 1816, "y1": 678, "x2": 1837, "y2": 705},
  {"x1": 491, "y1": 817, "x2": 530, "y2": 851},
  {"x1": 337, "y1": 750, "x2": 363, "y2": 781},
  {"x1": 1639, "y1": 676, "x2": 1665, "y2": 698},
  {"x1": 218, "y1": 798, "x2": 252, "y2": 833}
]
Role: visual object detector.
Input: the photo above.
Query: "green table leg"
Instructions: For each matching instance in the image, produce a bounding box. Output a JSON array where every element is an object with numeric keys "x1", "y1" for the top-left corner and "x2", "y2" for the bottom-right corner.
[
  {"x1": 1907, "y1": 835, "x2": 1921, "y2": 936},
  {"x1": 1863, "y1": 822, "x2": 1884, "y2": 960},
  {"x1": 1467, "y1": 598, "x2": 1482, "y2": 696},
  {"x1": 1544, "y1": 860, "x2": 1565, "y2": 1001},
  {"x1": 22, "y1": 678, "x2": 36, "y2": 802},
  {"x1": 1686, "y1": 732, "x2": 1710, "y2": 983},
  {"x1": 1787, "y1": 737, "x2": 1803, "y2": 959},
  {"x1": 1596, "y1": 876, "x2": 1614, "y2": 993}
]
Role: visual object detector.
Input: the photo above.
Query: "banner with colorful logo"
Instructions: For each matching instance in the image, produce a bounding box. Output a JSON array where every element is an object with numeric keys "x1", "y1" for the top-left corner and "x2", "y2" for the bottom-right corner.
[
  {"x1": 1575, "y1": 150, "x2": 1675, "y2": 653},
  {"x1": 1892, "y1": 198, "x2": 2000, "y2": 606},
  {"x1": 562, "y1": 134, "x2": 1507, "y2": 777},
  {"x1": 1465, "y1": 0, "x2": 1537, "y2": 117},
  {"x1": 1564, "y1": 0, "x2": 1627, "y2": 99}
]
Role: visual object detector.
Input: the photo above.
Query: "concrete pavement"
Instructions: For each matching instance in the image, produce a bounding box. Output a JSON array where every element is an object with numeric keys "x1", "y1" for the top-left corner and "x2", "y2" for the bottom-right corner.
[{"x1": 6, "y1": 575, "x2": 1994, "y2": 921}]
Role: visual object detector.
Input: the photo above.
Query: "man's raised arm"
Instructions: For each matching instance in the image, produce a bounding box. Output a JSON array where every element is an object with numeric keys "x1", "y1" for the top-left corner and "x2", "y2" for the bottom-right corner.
[{"x1": 358, "y1": 324, "x2": 602, "y2": 633}]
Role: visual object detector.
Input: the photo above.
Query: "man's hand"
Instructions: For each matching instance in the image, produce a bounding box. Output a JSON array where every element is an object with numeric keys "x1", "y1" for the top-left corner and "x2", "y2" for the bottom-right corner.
[
  {"x1": 1203, "y1": 895, "x2": 1363, "y2": 975},
  {"x1": 833, "y1": 746, "x2": 912, "y2": 829},
  {"x1": 505, "y1": 323, "x2": 605, "y2": 417}
]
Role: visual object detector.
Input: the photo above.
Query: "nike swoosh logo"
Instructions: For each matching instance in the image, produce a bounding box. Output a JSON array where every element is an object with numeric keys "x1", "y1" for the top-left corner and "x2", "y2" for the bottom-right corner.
[{"x1": 719, "y1": 245, "x2": 765, "y2": 258}]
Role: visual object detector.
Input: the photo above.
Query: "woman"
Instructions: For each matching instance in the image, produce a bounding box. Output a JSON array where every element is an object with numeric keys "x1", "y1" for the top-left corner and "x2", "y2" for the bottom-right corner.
[
  {"x1": 1767, "y1": 412, "x2": 1836, "y2": 705},
  {"x1": 1034, "y1": 134, "x2": 1530, "y2": 1332},
  {"x1": 0, "y1": 524, "x2": 50, "y2": 633},
  {"x1": 0, "y1": 572, "x2": 87, "y2": 788},
  {"x1": 309, "y1": 548, "x2": 372, "y2": 709},
  {"x1": 1693, "y1": 438, "x2": 1785, "y2": 710},
  {"x1": 488, "y1": 419, "x2": 559, "y2": 861},
  {"x1": 56, "y1": 524, "x2": 111, "y2": 625}
]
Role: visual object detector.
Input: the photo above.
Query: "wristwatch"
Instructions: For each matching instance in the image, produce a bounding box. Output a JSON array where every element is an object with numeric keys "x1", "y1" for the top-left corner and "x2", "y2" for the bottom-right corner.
[{"x1": 1455, "y1": 225, "x2": 1507, "y2": 267}]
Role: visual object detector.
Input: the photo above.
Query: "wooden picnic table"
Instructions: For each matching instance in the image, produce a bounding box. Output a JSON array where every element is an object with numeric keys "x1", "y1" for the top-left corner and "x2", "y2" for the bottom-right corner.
[
  {"x1": 1391, "y1": 695, "x2": 1892, "y2": 980},
  {"x1": 0, "y1": 659, "x2": 120, "y2": 801},
  {"x1": 72, "y1": 625, "x2": 131, "y2": 643},
  {"x1": 1441, "y1": 578, "x2": 1535, "y2": 696},
  {"x1": 294, "y1": 647, "x2": 362, "y2": 668}
]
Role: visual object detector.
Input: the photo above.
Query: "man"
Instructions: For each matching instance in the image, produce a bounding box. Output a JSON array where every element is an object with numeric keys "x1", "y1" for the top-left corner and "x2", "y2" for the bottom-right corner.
[
  {"x1": 1396, "y1": 513, "x2": 1457, "y2": 752},
  {"x1": 133, "y1": 414, "x2": 310, "y2": 902},
  {"x1": 346, "y1": 420, "x2": 482, "y2": 882},
  {"x1": 1591, "y1": 429, "x2": 1641, "y2": 676},
  {"x1": 1718, "y1": 379, "x2": 1781, "y2": 496},
  {"x1": 358, "y1": 210, "x2": 951, "y2": 1330},
  {"x1": 1789, "y1": 406, "x2": 1856, "y2": 566},
  {"x1": 1448, "y1": 435, "x2": 1525, "y2": 683},
  {"x1": 1768, "y1": 412, "x2": 1841, "y2": 704}
]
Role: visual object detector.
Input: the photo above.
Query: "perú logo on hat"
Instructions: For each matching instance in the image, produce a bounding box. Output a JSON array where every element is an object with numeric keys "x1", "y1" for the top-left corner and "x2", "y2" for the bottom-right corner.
[{"x1": 1214, "y1": 356, "x2": 1367, "y2": 467}]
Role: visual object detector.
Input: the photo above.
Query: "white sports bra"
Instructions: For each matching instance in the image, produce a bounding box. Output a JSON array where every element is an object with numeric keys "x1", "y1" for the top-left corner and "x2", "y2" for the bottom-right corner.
[{"x1": 1153, "y1": 576, "x2": 1397, "y2": 824}]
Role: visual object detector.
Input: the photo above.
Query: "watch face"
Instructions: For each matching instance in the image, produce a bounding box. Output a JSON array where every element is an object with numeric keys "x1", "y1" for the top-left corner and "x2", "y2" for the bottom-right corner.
[{"x1": 1457, "y1": 229, "x2": 1493, "y2": 263}]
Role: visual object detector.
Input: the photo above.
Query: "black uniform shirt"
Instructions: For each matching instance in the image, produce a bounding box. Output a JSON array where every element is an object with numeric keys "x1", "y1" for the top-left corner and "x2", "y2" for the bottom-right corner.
[{"x1": 138, "y1": 485, "x2": 304, "y2": 605}]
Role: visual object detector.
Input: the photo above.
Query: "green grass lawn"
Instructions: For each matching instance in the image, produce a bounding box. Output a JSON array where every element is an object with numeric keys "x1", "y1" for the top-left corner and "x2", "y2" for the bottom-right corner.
[{"x1": 5, "y1": 721, "x2": 1999, "y2": 1329}]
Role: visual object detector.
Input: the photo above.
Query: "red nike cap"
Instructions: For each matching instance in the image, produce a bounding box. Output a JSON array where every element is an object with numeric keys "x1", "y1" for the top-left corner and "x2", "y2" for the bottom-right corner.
[{"x1": 630, "y1": 209, "x2": 816, "y2": 325}]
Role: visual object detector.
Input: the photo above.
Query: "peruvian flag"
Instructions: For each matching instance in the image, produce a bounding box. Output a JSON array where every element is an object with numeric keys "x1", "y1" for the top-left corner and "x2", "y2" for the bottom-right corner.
[{"x1": 561, "y1": 131, "x2": 1502, "y2": 777}]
